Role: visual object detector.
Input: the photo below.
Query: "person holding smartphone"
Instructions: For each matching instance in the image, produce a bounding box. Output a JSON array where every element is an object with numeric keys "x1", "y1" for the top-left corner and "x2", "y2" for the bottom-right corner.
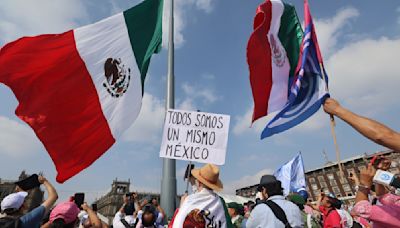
[
  {"x1": 112, "y1": 193, "x2": 137, "y2": 228},
  {"x1": 0, "y1": 175, "x2": 58, "y2": 228}
]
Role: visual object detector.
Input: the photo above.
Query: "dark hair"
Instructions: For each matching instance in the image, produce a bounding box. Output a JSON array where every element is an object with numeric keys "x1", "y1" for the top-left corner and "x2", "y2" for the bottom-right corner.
[
  {"x1": 261, "y1": 181, "x2": 283, "y2": 197},
  {"x1": 142, "y1": 204, "x2": 157, "y2": 226},
  {"x1": 124, "y1": 202, "x2": 135, "y2": 215},
  {"x1": 3, "y1": 208, "x2": 20, "y2": 216},
  {"x1": 327, "y1": 197, "x2": 342, "y2": 209},
  {"x1": 50, "y1": 218, "x2": 75, "y2": 228}
]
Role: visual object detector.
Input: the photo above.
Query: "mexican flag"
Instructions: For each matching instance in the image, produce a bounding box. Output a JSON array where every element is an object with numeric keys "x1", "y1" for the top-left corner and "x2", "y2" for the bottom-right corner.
[
  {"x1": 0, "y1": 0, "x2": 163, "y2": 183},
  {"x1": 247, "y1": 0, "x2": 302, "y2": 123},
  {"x1": 169, "y1": 189, "x2": 234, "y2": 228}
]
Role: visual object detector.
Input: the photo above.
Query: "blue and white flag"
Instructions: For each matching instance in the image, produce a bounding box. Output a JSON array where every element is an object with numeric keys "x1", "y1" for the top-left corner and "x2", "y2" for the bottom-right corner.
[
  {"x1": 261, "y1": 0, "x2": 329, "y2": 139},
  {"x1": 274, "y1": 152, "x2": 306, "y2": 196}
]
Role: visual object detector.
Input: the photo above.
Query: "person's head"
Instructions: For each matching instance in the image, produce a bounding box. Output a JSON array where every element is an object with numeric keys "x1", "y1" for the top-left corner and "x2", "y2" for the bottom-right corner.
[
  {"x1": 257, "y1": 175, "x2": 283, "y2": 199},
  {"x1": 287, "y1": 194, "x2": 305, "y2": 211},
  {"x1": 321, "y1": 193, "x2": 342, "y2": 209},
  {"x1": 227, "y1": 202, "x2": 242, "y2": 217},
  {"x1": 191, "y1": 164, "x2": 223, "y2": 192},
  {"x1": 1, "y1": 191, "x2": 28, "y2": 215},
  {"x1": 124, "y1": 202, "x2": 135, "y2": 216},
  {"x1": 142, "y1": 204, "x2": 157, "y2": 227},
  {"x1": 49, "y1": 201, "x2": 80, "y2": 228},
  {"x1": 296, "y1": 188, "x2": 309, "y2": 202}
]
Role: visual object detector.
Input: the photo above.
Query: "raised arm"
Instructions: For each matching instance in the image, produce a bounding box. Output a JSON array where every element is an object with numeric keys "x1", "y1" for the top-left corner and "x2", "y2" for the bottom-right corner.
[
  {"x1": 82, "y1": 203, "x2": 102, "y2": 228},
  {"x1": 38, "y1": 176, "x2": 58, "y2": 213},
  {"x1": 323, "y1": 98, "x2": 400, "y2": 151}
]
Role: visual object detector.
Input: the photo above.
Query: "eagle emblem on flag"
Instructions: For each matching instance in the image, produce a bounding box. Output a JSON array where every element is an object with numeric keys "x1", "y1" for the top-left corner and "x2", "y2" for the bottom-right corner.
[{"x1": 103, "y1": 57, "x2": 131, "y2": 98}]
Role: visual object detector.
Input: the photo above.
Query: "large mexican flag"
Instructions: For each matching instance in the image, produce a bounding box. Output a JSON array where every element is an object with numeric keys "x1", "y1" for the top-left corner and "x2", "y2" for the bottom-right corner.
[
  {"x1": 247, "y1": 0, "x2": 303, "y2": 123},
  {"x1": 0, "y1": 0, "x2": 163, "y2": 183}
]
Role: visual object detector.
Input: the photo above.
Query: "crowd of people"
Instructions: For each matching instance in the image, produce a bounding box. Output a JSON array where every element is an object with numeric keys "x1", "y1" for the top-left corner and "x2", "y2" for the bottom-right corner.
[{"x1": 0, "y1": 100, "x2": 399, "y2": 228}]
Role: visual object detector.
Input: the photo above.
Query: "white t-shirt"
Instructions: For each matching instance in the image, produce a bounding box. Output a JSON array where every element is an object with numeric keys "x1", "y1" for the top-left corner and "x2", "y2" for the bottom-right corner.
[{"x1": 113, "y1": 211, "x2": 137, "y2": 228}]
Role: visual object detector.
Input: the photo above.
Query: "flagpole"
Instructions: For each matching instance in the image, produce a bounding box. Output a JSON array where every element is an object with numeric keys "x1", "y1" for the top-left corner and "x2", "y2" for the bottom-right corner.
[
  {"x1": 161, "y1": 0, "x2": 177, "y2": 219},
  {"x1": 320, "y1": 63, "x2": 344, "y2": 181}
]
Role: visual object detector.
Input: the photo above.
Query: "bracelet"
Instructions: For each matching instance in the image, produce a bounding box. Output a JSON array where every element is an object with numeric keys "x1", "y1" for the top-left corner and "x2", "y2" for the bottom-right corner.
[{"x1": 357, "y1": 185, "x2": 370, "y2": 194}]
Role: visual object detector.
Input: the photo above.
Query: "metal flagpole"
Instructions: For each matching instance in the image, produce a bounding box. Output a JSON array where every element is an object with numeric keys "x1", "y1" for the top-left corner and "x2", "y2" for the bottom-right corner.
[{"x1": 160, "y1": 0, "x2": 177, "y2": 220}]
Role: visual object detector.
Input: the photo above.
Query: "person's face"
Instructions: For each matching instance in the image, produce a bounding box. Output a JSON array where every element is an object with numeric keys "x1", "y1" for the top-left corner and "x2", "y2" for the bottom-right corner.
[
  {"x1": 262, "y1": 187, "x2": 269, "y2": 199},
  {"x1": 152, "y1": 199, "x2": 158, "y2": 206},
  {"x1": 321, "y1": 196, "x2": 331, "y2": 208},
  {"x1": 227, "y1": 208, "x2": 235, "y2": 217}
]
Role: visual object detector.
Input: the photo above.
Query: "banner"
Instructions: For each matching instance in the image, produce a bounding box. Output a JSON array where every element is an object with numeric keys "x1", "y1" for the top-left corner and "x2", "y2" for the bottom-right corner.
[{"x1": 159, "y1": 109, "x2": 230, "y2": 165}]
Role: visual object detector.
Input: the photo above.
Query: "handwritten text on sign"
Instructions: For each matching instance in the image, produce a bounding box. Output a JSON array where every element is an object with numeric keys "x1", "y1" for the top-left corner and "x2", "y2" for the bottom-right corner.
[{"x1": 159, "y1": 109, "x2": 230, "y2": 165}]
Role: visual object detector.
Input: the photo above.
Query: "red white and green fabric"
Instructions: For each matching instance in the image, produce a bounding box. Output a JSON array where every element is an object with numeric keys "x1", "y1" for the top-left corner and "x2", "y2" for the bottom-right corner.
[
  {"x1": 0, "y1": 0, "x2": 163, "y2": 183},
  {"x1": 247, "y1": 0, "x2": 302, "y2": 122}
]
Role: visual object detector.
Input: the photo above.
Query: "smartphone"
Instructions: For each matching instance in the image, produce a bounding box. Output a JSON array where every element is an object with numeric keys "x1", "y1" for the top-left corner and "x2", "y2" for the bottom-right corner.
[
  {"x1": 91, "y1": 203, "x2": 97, "y2": 212},
  {"x1": 74, "y1": 193, "x2": 85, "y2": 209},
  {"x1": 15, "y1": 174, "x2": 41, "y2": 191}
]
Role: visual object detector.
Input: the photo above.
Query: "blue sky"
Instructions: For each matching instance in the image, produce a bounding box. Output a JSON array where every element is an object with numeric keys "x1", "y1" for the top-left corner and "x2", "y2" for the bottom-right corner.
[{"x1": 0, "y1": 0, "x2": 399, "y2": 203}]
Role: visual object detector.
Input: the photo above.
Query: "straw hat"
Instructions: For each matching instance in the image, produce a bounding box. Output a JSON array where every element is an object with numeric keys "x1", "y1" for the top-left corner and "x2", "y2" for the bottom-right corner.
[{"x1": 191, "y1": 164, "x2": 223, "y2": 191}]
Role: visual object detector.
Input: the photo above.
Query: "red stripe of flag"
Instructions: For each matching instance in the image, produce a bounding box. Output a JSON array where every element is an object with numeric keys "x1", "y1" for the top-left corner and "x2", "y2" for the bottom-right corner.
[{"x1": 247, "y1": 0, "x2": 273, "y2": 123}]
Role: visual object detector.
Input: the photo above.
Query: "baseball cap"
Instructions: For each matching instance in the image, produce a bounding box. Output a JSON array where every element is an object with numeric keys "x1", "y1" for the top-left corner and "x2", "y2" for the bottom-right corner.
[
  {"x1": 50, "y1": 201, "x2": 80, "y2": 224},
  {"x1": 1, "y1": 191, "x2": 28, "y2": 211}
]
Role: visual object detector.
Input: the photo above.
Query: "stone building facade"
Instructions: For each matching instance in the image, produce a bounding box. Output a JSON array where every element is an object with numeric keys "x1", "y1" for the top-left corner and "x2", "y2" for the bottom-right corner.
[
  {"x1": 236, "y1": 150, "x2": 400, "y2": 204},
  {"x1": 0, "y1": 171, "x2": 44, "y2": 212},
  {"x1": 94, "y1": 178, "x2": 160, "y2": 225}
]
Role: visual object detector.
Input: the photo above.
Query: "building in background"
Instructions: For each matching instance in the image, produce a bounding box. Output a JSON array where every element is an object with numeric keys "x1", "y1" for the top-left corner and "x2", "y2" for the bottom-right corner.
[
  {"x1": 94, "y1": 178, "x2": 160, "y2": 225},
  {"x1": 0, "y1": 171, "x2": 44, "y2": 212},
  {"x1": 236, "y1": 150, "x2": 400, "y2": 205}
]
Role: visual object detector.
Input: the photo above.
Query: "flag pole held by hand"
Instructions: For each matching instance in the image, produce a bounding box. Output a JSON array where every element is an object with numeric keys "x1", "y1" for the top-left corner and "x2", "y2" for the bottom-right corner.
[{"x1": 320, "y1": 63, "x2": 344, "y2": 181}]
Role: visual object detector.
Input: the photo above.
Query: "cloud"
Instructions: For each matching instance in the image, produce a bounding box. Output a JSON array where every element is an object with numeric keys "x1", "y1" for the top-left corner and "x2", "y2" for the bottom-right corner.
[
  {"x1": 314, "y1": 7, "x2": 359, "y2": 57},
  {"x1": 327, "y1": 37, "x2": 400, "y2": 114},
  {"x1": 0, "y1": 116, "x2": 42, "y2": 157},
  {"x1": 178, "y1": 82, "x2": 220, "y2": 111},
  {"x1": 182, "y1": 83, "x2": 220, "y2": 104},
  {"x1": 162, "y1": 0, "x2": 216, "y2": 48},
  {"x1": 0, "y1": 0, "x2": 88, "y2": 44},
  {"x1": 223, "y1": 168, "x2": 272, "y2": 194},
  {"x1": 122, "y1": 93, "x2": 165, "y2": 144}
]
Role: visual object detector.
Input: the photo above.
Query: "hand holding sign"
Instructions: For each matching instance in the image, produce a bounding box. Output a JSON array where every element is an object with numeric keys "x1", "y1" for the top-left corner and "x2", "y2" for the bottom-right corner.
[{"x1": 159, "y1": 109, "x2": 230, "y2": 165}]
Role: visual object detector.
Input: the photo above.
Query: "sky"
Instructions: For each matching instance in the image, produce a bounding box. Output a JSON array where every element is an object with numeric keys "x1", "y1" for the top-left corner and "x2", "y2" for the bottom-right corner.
[{"x1": 0, "y1": 0, "x2": 400, "y2": 204}]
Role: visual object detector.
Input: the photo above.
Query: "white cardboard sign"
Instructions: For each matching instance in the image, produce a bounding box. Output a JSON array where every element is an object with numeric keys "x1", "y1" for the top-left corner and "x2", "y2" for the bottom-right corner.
[{"x1": 159, "y1": 109, "x2": 230, "y2": 165}]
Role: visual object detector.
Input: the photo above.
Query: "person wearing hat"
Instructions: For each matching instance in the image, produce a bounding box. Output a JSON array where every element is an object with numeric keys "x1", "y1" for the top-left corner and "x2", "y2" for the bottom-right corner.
[
  {"x1": 288, "y1": 194, "x2": 321, "y2": 228},
  {"x1": 314, "y1": 191, "x2": 342, "y2": 228},
  {"x1": 169, "y1": 163, "x2": 234, "y2": 228},
  {"x1": 0, "y1": 175, "x2": 58, "y2": 228},
  {"x1": 227, "y1": 202, "x2": 243, "y2": 228},
  {"x1": 246, "y1": 175, "x2": 303, "y2": 228}
]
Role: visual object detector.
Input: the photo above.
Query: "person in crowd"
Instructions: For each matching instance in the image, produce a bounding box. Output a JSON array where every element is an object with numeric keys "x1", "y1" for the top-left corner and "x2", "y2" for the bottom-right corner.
[
  {"x1": 135, "y1": 204, "x2": 164, "y2": 228},
  {"x1": 241, "y1": 201, "x2": 255, "y2": 228},
  {"x1": 77, "y1": 203, "x2": 103, "y2": 228},
  {"x1": 113, "y1": 193, "x2": 137, "y2": 228},
  {"x1": 314, "y1": 191, "x2": 342, "y2": 228},
  {"x1": 350, "y1": 162, "x2": 400, "y2": 228},
  {"x1": 0, "y1": 175, "x2": 58, "y2": 228},
  {"x1": 288, "y1": 194, "x2": 321, "y2": 228},
  {"x1": 227, "y1": 202, "x2": 244, "y2": 227},
  {"x1": 323, "y1": 98, "x2": 400, "y2": 151},
  {"x1": 169, "y1": 163, "x2": 234, "y2": 228},
  {"x1": 246, "y1": 175, "x2": 303, "y2": 228}
]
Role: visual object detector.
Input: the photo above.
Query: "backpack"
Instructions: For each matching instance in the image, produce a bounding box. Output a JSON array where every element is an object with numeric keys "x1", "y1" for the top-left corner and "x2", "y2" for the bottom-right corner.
[
  {"x1": 0, "y1": 217, "x2": 21, "y2": 228},
  {"x1": 336, "y1": 209, "x2": 353, "y2": 228},
  {"x1": 263, "y1": 200, "x2": 292, "y2": 228}
]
